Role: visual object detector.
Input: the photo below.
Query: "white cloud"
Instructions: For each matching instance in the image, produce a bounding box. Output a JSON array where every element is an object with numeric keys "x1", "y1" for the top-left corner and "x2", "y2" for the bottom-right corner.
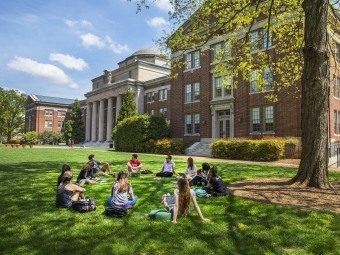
[
  {"x1": 106, "y1": 35, "x2": 113, "y2": 43},
  {"x1": 109, "y1": 42, "x2": 130, "y2": 54},
  {"x1": 7, "y1": 56, "x2": 78, "y2": 89},
  {"x1": 65, "y1": 19, "x2": 93, "y2": 28},
  {"x1": 65, "y1": 19, "x2": 77, "y2": 27},
  {"x1": 80, "y1": 33, "x2": 106, "y2": 48},
  {"x1": 49, "y1": 53, "x2": 89, "y2": 71},
  {"x1": 146, "y1": 16, "x2": 169, "y2": 27},
  {"x1": 154, "y1": 0, "x2": 173, "y2": 11}
]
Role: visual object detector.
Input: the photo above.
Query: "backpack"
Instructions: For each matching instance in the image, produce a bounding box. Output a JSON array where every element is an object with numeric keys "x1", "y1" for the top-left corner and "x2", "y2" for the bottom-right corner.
[
  {"x1": 194, "y1": 188, "x2": 208, "y2": 198},
  {"x1": 148, "y1": 209, "x2": 172, "y2": 221},
  {"x1": 72, "y1": 197, "x2": 96, "y2": 213},
  {"x1": 104, "y1": 207, "x2": 127, "y2": 217}
]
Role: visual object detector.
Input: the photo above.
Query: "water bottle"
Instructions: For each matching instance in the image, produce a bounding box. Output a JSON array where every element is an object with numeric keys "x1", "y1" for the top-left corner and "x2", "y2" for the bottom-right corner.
[{"x1": 201, "y1": 182, "x2": 205, "y2": 189}]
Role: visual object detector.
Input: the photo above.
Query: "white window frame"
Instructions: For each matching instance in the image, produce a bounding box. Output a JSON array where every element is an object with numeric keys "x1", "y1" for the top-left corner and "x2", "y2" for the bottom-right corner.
[
  {"x1": 159, "y1": 108, "x2": 167, "y2": 117},
  {"x1": 58, "y1": 110, "x2": 66, "y2": 117},
  {"x1": 194, "y1": 114, "x2": 200, "y2": 134},
  {"x1": 251, "y1": 107, "x2": 260, "y2": 132},
  {"x1": 146, "y1": 92, "x2": 154, "y2": 103},
  {"x1": 185, "y1": 50, "x2": 200, "y2": 70},
  {"x1": 159, "y1": 89, "x2": 168, "y2": 100},
  {"x1": 185, "y1": 114, "x2": 192, "y2": 134},
  {"x1": 45, "y1": 120, "x2": 52, "y2": 128},
  {"x1": 250, "y1": 68, "x2": 273, "y2": 93},
  {"x1": 214, "y1": 76, "x2": 232, "y2": 98},
  {"x1": 45, "y1": 109, "x2": 53, "y2": 116},
  {"x1": 264, "y1": 106, "x2": 274, "y2": 132}
]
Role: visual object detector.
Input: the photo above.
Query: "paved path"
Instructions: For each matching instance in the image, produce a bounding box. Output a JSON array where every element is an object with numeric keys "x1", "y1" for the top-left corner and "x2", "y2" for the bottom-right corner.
[{"x1": 30, "y1": 145, "x2": 340, "y2": 171}]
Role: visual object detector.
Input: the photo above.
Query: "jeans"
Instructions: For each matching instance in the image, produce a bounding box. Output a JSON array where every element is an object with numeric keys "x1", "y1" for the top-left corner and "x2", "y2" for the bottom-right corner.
[
  {"x1": 107, "y1": 195, "x2": 138, "y2": 208},
  {"x1": 156, "y1": 172, "x2": 173, "y2": 177}
]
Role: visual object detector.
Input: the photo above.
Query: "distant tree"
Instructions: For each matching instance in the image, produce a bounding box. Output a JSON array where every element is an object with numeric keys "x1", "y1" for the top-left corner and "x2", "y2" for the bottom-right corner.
[
  {"x1": 117, "y1": 86, "x2": 137, "y2": 123},
  {"x1": 0, "y1": 88, "x2": 26, "y2": 143},
  {"x1": 65, "y1": 100, "x2": 85, "y2": 143}
]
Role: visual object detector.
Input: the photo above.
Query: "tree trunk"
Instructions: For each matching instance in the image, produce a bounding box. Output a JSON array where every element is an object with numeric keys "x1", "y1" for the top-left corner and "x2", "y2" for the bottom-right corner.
[{"x1": 289, "y1": 0, "x2": 332, "y2": 188}]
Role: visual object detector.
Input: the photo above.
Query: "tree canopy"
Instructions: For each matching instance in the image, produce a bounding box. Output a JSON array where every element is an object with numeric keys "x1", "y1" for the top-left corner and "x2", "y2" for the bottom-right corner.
[
  {"x1": 0, "y1": 87, "x2": 26, "y2": 143},
  {"x1": 130, "y1": 0, "x2": 340, "y2": 188},
  {"x1": 64, "y1": 100, "x2": 85, "y2": 143},
  {"x1": 117, "y1": 86, "x2": 137, "y2": 123}
]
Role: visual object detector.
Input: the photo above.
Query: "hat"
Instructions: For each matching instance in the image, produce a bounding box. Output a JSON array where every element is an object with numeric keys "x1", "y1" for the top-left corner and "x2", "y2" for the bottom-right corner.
[{"x1": 202, "y1": 163, "x2": 210, "y2": 171}]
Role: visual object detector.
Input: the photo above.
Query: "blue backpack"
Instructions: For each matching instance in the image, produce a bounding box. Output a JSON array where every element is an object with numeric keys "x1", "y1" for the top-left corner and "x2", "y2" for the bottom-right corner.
[{"x1": 194, "y1": 188, "x2": 208, "y2": 198}]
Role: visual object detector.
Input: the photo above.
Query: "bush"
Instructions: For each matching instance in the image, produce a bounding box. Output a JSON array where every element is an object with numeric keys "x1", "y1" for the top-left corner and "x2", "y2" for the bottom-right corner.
[
  {"x1": 211, "y1": 138, "x2": 286, "y2": 161},
  {"x1": 114, "y1": 114, "x2": 170, "y2": 152},
  {"x1": 39, "y1": 131, "x2": 64, "y2": 145},
  {"x1": 21, "y1": 131, "x2": 38, "y2": 145},
  {"x1": 153, "y1": 138, "x2": 187, "y2": 155}
]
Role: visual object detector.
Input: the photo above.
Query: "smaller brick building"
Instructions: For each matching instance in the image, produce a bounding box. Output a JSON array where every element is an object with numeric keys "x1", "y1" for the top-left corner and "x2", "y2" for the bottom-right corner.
[{"x1": 24, "y1": 94, "x2": 75, "y2": 133}]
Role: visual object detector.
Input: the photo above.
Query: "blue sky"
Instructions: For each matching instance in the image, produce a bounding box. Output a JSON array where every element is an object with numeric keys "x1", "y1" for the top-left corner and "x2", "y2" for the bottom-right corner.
[{"x1": 0, "y1": 0, "x2": 173, "y2": 100}]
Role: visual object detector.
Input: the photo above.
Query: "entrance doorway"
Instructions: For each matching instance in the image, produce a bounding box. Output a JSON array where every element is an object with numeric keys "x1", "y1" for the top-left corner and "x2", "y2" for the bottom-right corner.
[{"x1": 217, "y1": 110, "x2": 230, "y2": 138}]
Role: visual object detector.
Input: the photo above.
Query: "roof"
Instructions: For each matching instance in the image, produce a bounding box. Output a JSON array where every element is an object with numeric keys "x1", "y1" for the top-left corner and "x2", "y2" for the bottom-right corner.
[
  {"x1": 131, "y1": 48, "x2": 161, "y2": 57},
  {"x1": 30, "y1": 94, "x2": 75, "y2": 105}
]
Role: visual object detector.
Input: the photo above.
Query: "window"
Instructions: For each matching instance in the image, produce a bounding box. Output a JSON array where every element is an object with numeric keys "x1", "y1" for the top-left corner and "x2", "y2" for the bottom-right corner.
[
  {"x1": 194, "y1": 114, "x2": 200, "y2": 134},
  {"x1": 185, "y1": 115, "x2": 192, "y2": 134},
  {"x1": 264, "y1": 106, "x2": 274, "y2": 131},
  {"x1": 45, "y1": 109, "x2": 53, "y2": 115},
  {"x1": 159, "y1": 108, "x2": 167, "y2": 117},
  {"x1": 159, "y1": 89, "x2": 168, "y2": 100},
  {"x1": 185, "y1": 114, "x2": 200, "y2": 134},
  {"x1": 146, "y1": 92, "x2": 154, "y2": 102},
  {"x1": 185, "y1": 83, "x2": 200, "y2": 102},
  {"x1": 185, "y1": 50, "x2": 200, "y2": 69},
  {"x1": 212, "y1": 42, "x2": 232, "y2": 61},
  {"x1": 333, "y1": 77, "x2": 340, "y2": 98},
  {"x1": 58, "y1": 110, "x2": 66, "y2": 116},
  {"x1": 58, "y1": 121, "x2": 65, "y2": 128},
  {"x1": 338, "y1": 111, "x2": 340, "y2": 135},
  {"x1": 250, "y1": 68, "x2": 273, "y2": 92},
  {"x1": 251, "y1": 107, "x2": 260, "y2": 132},
  {"x1": 332, "y1": 41, "x2": 340, "y2": 62},
  {"x1": 335, "y1": 111, "x2": 338, "y2": 134},
  {"x1": 214, "y1": 76, "x2": 232, "y2": 98},
  {"x1": 250, "y1": 28, "x2": 272, "y2": 52},
  {"x1": 44, "y1": 120, "x2": 52, "y2": 128}
]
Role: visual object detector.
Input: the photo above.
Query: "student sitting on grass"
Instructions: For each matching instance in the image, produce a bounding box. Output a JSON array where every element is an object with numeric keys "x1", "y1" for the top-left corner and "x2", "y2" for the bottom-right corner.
[
  {"x1": 171, "y1": 178, "x2": 210, "y2": 224},
  {"x1": 189, "y1": 162, "x2": 211, "y2": 186},
  {"x1": 56, "y1": 171, "x2": 86, "y2": 208},
  {"x1": 154, "y1": 155, "x2": 175, "y2": 179},
  {"x1": 204, "y1": 166, "x2": 227, "y2": 196},
  {"x1": 57, "y1": 164, "x2": 71, "y2": 187},
  {"x1": 88, "y1": 154, "x2": 112, "y2": 177},
  {"x1": 127, "y1": 154, "x2": 143, "y2": 176},
  {"x1": 76, "y1": 162, "x2": 97, "y2": 186},
  {"x1": 108, "y1": 170, "x2": 138, "y2": 209},
  {"x1": 177, "y1": 157, "x2": 197, "y2": 181}
]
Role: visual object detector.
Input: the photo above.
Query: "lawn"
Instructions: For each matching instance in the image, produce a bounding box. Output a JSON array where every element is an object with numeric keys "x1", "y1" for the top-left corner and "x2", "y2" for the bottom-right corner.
[{"x1": 1, "y1": 146, "x2": 340, "y2": 255}]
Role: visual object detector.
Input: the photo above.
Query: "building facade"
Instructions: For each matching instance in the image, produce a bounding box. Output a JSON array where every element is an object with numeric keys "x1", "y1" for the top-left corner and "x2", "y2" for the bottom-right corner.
[{"x1": 24, "y1": 95, "x2": 75, "y2": 133}]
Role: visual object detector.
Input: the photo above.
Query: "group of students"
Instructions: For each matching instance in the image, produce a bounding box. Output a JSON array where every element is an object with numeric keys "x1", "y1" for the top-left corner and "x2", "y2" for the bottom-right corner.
[{"x1": 56, "y1": 153, "x2": 227, "y2": 224}]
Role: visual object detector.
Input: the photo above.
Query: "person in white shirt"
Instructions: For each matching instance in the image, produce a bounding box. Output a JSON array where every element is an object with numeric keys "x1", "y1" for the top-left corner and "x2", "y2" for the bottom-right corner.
[{"x1": 155, "y1": 155, "x2": 175, "y2": 179}]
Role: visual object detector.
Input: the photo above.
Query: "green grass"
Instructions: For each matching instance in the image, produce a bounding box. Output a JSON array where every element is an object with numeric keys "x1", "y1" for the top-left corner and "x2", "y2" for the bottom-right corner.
[{"x1": 1, "y1": 146, "x2": 340, "y2": 255}]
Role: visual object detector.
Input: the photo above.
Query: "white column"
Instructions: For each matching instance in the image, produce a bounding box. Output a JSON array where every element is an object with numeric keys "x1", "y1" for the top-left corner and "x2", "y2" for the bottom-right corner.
[
  {"x1": 116, "y1": 94, "x2": 122, "y2": 122},
  {"x1": 85, "y1": 103, "x2": 91, "y2": 141},
  {"x1": 98, "y1": 99, "x2": 105, "y2": 142},
  {"x1": 135, "y1": 86, "x2": 139, "y2": 114},
  {"x1": 91, "y1": 101, "x2": 97, "y2": 142},
  {"x1": 107, "y1": 97, "x2": 113, "y2": 142}
]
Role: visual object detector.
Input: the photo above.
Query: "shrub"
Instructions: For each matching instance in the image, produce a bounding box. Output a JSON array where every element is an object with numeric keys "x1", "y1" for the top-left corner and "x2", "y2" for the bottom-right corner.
[
  {"x1": 114, "y1": 114, "x2": 170, "y2": 152},
  {"x1": 152, "y1": 139, "x2": 185, "y2": 154},
  {"x1": 211, "y1": 138, "x2": 286, "y2": 161},
  {"x1": 284, "y1": 137, "x2": 299, "y2": 158},
  {"x1": 21, "y1": 131, "x2": 38, "y2": 145},
  {"x1": 39, "y1": 131, "x2": 64, "y2": 145}
]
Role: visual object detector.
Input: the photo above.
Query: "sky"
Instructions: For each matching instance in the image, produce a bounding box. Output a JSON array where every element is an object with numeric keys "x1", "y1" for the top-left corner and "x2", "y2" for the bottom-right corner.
[{"x1": 0, "y1": 0, "x2": 173, "y2": 100}]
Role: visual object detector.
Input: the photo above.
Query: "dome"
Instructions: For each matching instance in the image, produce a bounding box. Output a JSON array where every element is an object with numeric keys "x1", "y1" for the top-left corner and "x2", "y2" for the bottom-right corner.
[{"x1": 131, "y1": 48, "x2": 161, "y2": 56}]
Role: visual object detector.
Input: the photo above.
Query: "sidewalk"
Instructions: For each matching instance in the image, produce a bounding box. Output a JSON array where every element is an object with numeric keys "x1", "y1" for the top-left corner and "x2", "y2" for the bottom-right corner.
[{"x1": 30, "y1": 145, "x2": 340, "y2": 171}]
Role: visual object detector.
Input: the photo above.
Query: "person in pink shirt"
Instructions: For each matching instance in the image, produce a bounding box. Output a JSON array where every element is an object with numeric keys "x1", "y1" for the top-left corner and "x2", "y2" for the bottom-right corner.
[{"x1": 127, "y1": 154, "x2": 143, "y2": 176}]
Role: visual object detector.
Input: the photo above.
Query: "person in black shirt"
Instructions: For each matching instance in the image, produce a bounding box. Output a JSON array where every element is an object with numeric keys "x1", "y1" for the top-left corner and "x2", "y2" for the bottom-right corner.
[{"x1": 205, "y1": 166, "x2": 227, "y2": 196}]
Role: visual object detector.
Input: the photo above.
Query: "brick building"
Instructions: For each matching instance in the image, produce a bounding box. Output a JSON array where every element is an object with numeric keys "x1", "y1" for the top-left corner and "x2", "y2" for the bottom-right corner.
[{"x1": 24, "y1": 94, "x2": 75, "y2": 133}]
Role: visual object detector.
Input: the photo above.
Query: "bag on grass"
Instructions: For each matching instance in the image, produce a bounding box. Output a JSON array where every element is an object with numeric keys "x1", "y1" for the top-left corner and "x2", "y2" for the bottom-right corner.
[
  {"x1": 149, "y1": 209, "x2": 172, "y2": 221},
  {"x1": 104, "y1": 206, "x2": 127, "y2": 217},
  {"x1": 194, "y1": 188, "x2": 208, "y2": 198},
  {"x1": 72, "y1": 197, "x2": 96, "y2": 213}
]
